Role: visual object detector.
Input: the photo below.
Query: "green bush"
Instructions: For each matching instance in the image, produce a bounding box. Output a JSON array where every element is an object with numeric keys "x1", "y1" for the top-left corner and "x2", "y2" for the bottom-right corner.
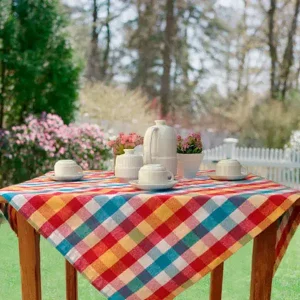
[
  {"x1": 0, "y1": 0, "x2": 80, "y2": 127},
  {"x1": 239, "y1": 100, "x2": 300, "y2": 148}
]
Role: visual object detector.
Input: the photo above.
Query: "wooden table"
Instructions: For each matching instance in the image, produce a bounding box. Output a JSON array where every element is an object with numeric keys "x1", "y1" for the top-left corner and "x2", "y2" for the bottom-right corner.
[{"x1": 1, "y1": 197, "x2": 292, "y2": 300}]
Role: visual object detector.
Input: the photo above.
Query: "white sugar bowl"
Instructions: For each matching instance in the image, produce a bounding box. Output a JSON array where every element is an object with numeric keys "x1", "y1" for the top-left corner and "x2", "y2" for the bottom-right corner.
[{"x1": 115, "y1": 149, "x2": 143, "y2": 181}]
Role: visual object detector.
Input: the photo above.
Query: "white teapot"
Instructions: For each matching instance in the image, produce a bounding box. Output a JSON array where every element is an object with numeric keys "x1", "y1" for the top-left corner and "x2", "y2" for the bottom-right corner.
[{"x1": 143, "y1": 120, "x2": 177, "y2": 175}]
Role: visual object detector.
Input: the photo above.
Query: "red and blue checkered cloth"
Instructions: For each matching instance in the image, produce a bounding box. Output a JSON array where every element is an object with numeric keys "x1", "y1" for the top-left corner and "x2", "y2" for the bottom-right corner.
[{"x1": 0, "y1": 171, "x2": 299, "y2": 299}]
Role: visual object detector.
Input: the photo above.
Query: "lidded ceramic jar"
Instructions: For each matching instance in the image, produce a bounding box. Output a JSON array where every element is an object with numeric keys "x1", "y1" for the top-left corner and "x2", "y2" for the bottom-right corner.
[{"x1": 115, "y1": 149, "x2": 143, "y2": 181}]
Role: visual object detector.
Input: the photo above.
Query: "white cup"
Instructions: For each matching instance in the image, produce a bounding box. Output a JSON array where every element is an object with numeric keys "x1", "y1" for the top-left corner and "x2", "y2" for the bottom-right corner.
[
  {"x1": 216, "y1": 159, "x2": 246, "y2": 176},
  {"x1": 54, "y1": 160, "x2": 83, "y2": 177},
  {"x1": 138, "y1": 164, "x2": 174, "y2": 185}
]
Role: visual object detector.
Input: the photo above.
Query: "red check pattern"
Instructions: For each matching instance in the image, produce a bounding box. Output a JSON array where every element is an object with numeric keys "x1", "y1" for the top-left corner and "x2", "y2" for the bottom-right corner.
[{"x1": 0, "y1": 171, "x2": 299, "y2": 299}]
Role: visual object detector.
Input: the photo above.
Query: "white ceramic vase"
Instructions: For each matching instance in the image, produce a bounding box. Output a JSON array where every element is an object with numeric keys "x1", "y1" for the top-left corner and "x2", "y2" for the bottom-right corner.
[{"x1": 177, "y1": 153, "x2": 204, "y2": 179}]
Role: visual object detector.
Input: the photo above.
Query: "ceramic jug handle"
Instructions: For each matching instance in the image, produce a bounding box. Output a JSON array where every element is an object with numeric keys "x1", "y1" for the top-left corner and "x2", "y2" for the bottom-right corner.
[
  {"x1": 167, "y1": 171, "x2": 174, "y2": 181},
  {"x1": 145, "y1": 127, "x2": 158, "y2": 164}
]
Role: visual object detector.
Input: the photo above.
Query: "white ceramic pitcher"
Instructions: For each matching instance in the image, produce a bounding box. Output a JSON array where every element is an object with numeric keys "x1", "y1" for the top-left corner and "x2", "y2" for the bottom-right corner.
[{"x1": 143, "y1": 120, "x2": 177, "y2": 175}]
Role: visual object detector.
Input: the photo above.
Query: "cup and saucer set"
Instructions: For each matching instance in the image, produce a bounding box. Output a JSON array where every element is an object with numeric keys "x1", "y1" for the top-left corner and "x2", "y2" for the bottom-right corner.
[
  {"x1": 208, "y1": 159, "x2": 248, "y2": 181},
  {"x1": 130, "y1": 164, "x2": 177, "y2": 191},
  {"x1": 115, "y1": 149, "x2": 177, "y2": 190},
  {"x1": 48, "y1": 160, "x2": 84, "y2": 181}
]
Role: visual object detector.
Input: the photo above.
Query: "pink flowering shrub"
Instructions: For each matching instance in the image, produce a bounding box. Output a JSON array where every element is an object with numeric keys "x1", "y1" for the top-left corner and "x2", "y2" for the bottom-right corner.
[
  {"x1": 0, "y1": 113, "x2": 111, "y2": 186},
  {"x1": 107, "y1": 133, "x2": 143, "y2": 155},
  {"x1": 177, "y1": 133, "x2": 203, "y2": 154}
]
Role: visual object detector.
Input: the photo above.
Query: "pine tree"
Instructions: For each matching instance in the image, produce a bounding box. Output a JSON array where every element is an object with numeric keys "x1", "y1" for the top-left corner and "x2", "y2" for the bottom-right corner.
[{"x1": 0, "y1": 0, "x2": 80, "y2": 127}]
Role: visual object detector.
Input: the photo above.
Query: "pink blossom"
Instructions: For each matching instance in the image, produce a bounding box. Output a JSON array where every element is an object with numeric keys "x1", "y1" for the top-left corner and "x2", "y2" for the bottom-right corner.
[
  {"x1": 106, "y1": 132, "x2": 143, "y2": 155},
  {"x1": 177, "y1": 132, "x2": 202, "y2": 154},
  {"x1": 2, "y1": 113, "x2": 112, "y2": 171}
]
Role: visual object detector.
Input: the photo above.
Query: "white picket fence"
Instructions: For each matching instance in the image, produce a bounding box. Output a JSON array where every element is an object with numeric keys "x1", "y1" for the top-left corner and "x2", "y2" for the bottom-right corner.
[{"x1": 202, "y1": 138, "x2": 300, "y2": 189}]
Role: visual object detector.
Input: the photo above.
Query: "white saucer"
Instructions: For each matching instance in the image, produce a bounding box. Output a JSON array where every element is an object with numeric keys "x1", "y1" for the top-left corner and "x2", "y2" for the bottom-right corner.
[
  {"x1": 129, "y1": 180, "x2": 178, "y2": 191},
  {"x1": 48, "y1": 174, "x2": 84, "y2": 182},
  {"x1": 208, "y1": 172, "x2": 248, "y2": 181}
]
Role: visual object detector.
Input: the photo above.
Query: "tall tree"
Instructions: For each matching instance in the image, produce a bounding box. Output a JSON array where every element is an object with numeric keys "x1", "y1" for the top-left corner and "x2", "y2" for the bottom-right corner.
[
  {"x1": 268, "y1": 0, "x2": 278, "y2": 99},
  {"x1": 160, "y1": 0, "x2": 176, "y2": 118},
  {"x1": 266, "y1": 0, "x2": 300, "y2": 100},
  {"x1": 236, "y1": 0, "x2": 249, "y2": 93},
  {"x1": 124, "y1": 0, "x2": 228, "y2": 120},
  {"x1": 0, "y1": 0, "x2": 16, "y2": 128},
  {"x1": 85, "y1": 0, "x2": 115, "y2": 81},
  {"x1": 86, "y1": 0, "x2": 102, "y2": 80},
  {"x1": 101, "y1": 0, "x2": 111, "y2": 79},
  {"x1": 127, "y1": 0, "x2": 162, "y2": 96},
  {"x1": 0, "y1": 0, "x2": 80, "y2": 126},
  {"x1": 279, "y1": 0, "x2": 300, "y2": 99}
]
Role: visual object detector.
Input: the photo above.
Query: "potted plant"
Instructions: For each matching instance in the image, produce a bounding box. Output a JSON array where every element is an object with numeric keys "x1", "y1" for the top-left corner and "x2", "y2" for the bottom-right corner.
[
  {"x1": 177, "y1": 133, "x2": 204, "y2": 178},
  {"x1": 107, "y1": 133, "x2": 143, "y2": 169}
]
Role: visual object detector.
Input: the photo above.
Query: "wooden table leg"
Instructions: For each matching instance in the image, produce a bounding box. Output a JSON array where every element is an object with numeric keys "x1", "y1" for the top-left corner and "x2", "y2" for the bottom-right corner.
[
  {"x1": 250, "y1": 221, "x2": 277, "y2": 300},
  {"x1": 17, "y1": 212, "x2": 42, "y2": 300},
  {"x1": 66, "y1": 260, "x2": 78, "y2": 300},
  {"x1": 210, "y1": 262, "x2": 224, "y2": 300}
]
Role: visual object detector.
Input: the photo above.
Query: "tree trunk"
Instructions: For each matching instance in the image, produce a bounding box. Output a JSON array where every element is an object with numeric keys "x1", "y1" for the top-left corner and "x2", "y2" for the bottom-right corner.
[
  {"x1": 268, "y1": 0, "x2": 278, "y2": 99},
  {"x1": 132, "y1": 0, "x2": 156, "y2": 96},
  {"x1": 296, "y1": 59, "x2": 300, "y2": 90},
  {"x1": 225, "y1": 38, "x2": 232, "y2": 97},
  {"x1": 160, "y1": 0, "x2": 175, "y2": 118},
  {"x1": 101, "y1": 0, "x2": 111, "y2": 79},
  {"x1": 280, "y1": 0, "x2": 300, "y2": 100},
  {"x1": 86, "y1": 0, "x2": 102, "y2": 81},
  {"x1": 237, "y1": 0, "x2": 248, "y2": 93}
]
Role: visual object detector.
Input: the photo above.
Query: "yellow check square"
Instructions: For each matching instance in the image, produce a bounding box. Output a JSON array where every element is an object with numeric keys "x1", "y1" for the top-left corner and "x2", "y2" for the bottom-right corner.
[
  {"x1": 145, "y1": 213, "x2": 163, "y2": 229},
  {"x1": 100, "y1": 250, "x2": 119, "y2": 268},
  {"x1": 165, "y1": 197, "x2": 183, "y2": 212},
  {"x1": 84, "y1": 265, "x2": 100, "y2": 281},
  {"x1": 136, "y1": 220, "x2": 154, "y2": 236},
  {"x1": 154, "y1": 204, "x2": 174, "y2": 222},
  {"x1": 30, "y1": 210, "x2": 48, "y2": 228},
  {"x1": 110, "y1": 243, "x2": 127, "y2": 259},
  {"x1": 46, "y1": 196, "x2": 68, "y2": 212},
  {"x1": 118, "y1": 235, "x2": 137, "y2": 252}
]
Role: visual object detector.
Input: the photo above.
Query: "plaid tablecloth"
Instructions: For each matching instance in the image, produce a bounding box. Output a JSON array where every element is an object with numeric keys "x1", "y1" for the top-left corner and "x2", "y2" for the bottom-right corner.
[{"x1": 0, "y1": 171, "x2": 299, "y2": 300}]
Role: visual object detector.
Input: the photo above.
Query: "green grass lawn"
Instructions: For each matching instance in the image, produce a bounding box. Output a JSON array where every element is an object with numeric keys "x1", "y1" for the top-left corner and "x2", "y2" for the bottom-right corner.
[{"x1": 0, "y1": 222, "x2": 299, "y2": 300}]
